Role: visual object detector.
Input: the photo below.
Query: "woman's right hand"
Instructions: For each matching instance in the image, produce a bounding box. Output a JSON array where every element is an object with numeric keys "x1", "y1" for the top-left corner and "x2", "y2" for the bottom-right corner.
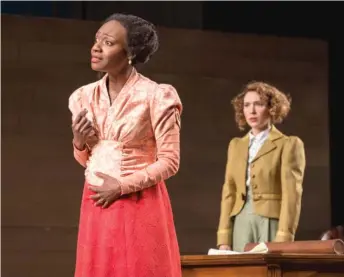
[
  {"x1": 72, "y1": 109, "x2": 94, "y2": 150},
  {"x1": 219, "y1": 244, "x2": 231, "y2": 250}
]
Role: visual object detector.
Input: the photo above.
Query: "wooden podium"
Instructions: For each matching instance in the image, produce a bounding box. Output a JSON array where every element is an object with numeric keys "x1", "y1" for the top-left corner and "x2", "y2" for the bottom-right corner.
[{"x1": 181, "y1": 253, "x2": 344, "y2": 277}]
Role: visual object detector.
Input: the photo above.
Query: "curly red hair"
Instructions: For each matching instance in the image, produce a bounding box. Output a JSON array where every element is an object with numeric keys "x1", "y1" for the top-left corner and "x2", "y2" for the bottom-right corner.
[{"x1": 232, "y1": 81, "x2": 291, "y2": 131}]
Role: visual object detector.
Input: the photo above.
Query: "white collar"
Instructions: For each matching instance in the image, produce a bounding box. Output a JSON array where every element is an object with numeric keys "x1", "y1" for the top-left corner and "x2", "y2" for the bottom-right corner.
[{"x1": 249, "y1": 126, "x2": 271, "y2": 142}]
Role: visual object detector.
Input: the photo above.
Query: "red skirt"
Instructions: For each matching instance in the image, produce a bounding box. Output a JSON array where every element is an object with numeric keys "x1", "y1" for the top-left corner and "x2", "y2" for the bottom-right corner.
[{"x1": 74, "y1": 181, "x2": 181, "y2": 277}]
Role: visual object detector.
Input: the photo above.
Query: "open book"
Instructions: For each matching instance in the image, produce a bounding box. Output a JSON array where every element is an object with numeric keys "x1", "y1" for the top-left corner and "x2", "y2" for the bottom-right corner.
[{"x1": 208, "y1": 242, "x2": 268, "y2": 255}]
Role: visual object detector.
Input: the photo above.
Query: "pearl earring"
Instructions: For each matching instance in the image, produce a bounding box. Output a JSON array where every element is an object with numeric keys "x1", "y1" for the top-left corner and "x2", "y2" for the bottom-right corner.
[{"x1": 128, "y1": 59, "x2": 132, "y2": 65}]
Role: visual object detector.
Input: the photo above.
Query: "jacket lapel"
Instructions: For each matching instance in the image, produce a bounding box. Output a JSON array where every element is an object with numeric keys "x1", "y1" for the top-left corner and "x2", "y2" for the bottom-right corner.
[
  {"x1": 238, "y1": 133, "x2": 249, "y2": 162},
  {"x1": 251, "y1": 125, "x2": 284, "y2": 163}
]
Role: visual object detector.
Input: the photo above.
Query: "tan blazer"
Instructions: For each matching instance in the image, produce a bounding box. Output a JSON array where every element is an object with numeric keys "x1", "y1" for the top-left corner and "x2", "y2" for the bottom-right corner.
[{"x1": 217, "y1": 126, "x2": 306, "y2": 246}]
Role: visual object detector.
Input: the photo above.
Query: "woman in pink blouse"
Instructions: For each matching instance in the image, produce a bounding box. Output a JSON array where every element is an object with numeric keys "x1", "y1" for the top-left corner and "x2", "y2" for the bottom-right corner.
[{"x1": 69, "y1": 14, "x2": 182, "y2": 277}]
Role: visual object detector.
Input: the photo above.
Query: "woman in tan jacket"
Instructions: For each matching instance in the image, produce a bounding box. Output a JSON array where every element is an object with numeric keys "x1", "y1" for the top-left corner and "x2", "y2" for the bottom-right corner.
[{"x1": 217, "y1": 81, "x2": 306, "y2": 252}]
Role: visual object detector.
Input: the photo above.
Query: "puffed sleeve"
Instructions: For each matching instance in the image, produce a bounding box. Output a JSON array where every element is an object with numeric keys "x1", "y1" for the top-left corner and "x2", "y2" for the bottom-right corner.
[
  {"x1": 275, "y1": 136, "x2": 306, "y2": 242},
  {"x1": 119, "y1": 84, "x2": 182, "y2": 195},
  {"x1": 68, "y1": 87, "x2": 90, "y2": 168}
]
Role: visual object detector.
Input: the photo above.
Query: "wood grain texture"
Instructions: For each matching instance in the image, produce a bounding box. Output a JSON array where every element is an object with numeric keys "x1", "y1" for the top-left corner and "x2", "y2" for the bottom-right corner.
[{"x1": 181, "y1": 254, "x2": 344, "y2": 277}]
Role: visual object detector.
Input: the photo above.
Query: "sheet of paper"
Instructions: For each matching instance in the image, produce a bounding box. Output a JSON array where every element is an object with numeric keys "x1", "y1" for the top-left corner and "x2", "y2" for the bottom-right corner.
[{"x1": 208, "y1": 242, "x2": 268, "y2": 255}]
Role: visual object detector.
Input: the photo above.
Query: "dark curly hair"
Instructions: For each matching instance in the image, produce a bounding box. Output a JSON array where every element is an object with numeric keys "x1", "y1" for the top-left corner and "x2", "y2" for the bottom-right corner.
[
  {"x1": 103, "y1": 13, "x2": 159, "y2": 65},
  {"x1": 232, "y1": 81, "x2": 292, "y2": 131}
]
